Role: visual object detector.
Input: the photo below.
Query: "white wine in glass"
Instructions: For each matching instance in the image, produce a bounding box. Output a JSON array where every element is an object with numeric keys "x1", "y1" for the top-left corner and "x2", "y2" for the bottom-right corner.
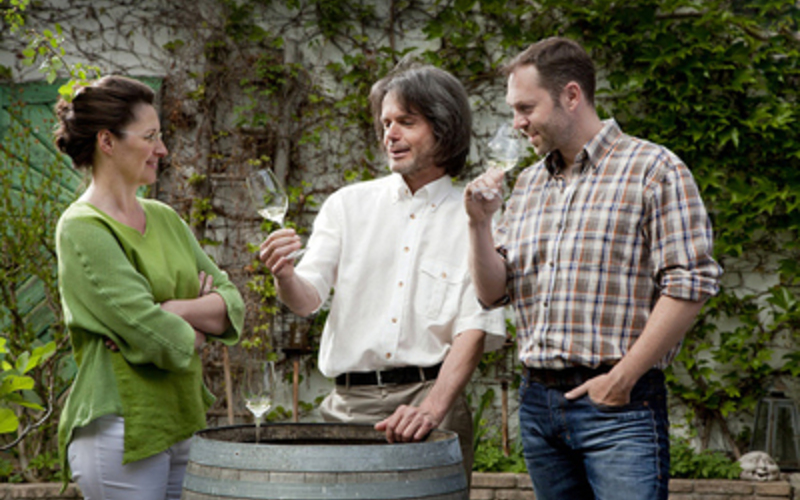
[
  {"x1": 257, "y1": 206, "x2": 288, "y2": 225},
  {"x1": 247, "y1": 168, "x2": 305, "y2": 259},
  {"x1": 241, "y1": 360, "x2": 276, "y2": 443}
]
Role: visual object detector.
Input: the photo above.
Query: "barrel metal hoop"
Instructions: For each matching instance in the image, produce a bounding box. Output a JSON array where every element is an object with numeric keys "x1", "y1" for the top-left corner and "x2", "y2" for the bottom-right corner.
[{"x1": 183, "y1": 471, "x2": 467, "y2": 499}]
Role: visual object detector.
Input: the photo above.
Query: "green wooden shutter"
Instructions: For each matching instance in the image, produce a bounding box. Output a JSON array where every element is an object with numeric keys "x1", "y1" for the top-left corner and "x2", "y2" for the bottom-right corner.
[
  {"x1": 0, "y1": 81, "x2": 80, "y2": 344},
  {"x1": 0, "y1": 77, "x2": 162, "y2": 345}
]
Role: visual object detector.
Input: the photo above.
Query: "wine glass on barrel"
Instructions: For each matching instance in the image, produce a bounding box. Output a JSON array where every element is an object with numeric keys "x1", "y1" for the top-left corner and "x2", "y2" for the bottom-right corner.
[{"x1": 241, "y1": 359, "x2": 276, "y2": 443}]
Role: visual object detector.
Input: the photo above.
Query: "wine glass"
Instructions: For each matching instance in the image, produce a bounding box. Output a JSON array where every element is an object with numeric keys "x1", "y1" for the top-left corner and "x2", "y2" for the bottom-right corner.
[
  {"x1": 474, "y1": 123, "x2": 522, "y2": 199},
  {"x1": 241, "y1": 359, "x2": 275, "y2": 443},
  {"x1": 486, "y1": 123, "x2": 522, "y2": 173},
  {"x1": 247, "y1": 168, "x2": 305, "y2": 259}
]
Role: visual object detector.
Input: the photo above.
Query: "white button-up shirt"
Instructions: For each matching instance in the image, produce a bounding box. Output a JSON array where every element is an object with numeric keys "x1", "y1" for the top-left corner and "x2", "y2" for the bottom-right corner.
[{"x1": 297, "y1": 173, "x2": 506, "y2": 377}]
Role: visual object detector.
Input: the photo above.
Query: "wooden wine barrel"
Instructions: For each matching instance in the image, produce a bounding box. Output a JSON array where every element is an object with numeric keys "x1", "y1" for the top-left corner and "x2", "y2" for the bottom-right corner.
[{"x1": 181, "y1": 423, "x2": 468, "y2": 500}]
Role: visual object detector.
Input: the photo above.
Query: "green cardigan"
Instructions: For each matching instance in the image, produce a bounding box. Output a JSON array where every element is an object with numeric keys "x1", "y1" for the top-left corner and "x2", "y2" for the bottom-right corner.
[{"x1": 56, "y1": 198, "x2": 244, "y2": 470}]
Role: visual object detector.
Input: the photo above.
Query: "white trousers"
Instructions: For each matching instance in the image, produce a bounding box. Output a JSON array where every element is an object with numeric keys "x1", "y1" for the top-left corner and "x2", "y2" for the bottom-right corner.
[{"x1": 67, "y1": 415, "x2": 191, "y2": 500}]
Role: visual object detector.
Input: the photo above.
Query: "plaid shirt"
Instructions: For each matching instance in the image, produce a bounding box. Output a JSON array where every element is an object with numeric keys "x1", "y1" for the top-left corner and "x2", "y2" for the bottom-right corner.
[{"x1": 495, "y1": 119, "x2": 721, "y2": 370}]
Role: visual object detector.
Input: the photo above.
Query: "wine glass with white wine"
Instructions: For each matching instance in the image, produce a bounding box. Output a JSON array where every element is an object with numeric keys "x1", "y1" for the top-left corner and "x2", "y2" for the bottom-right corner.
[
  {"x1": 241, "y1": 359, "x2": 276, "y2": 444},
  {"x1": 247, "y1": 168, "x2": 305, "y2": 259},
  {"x1": 475, "y1": 123, "x2": 523, "y2": 199},
  {"x1": 486, "y1": 123, "x2": 522, "y2": 173}
]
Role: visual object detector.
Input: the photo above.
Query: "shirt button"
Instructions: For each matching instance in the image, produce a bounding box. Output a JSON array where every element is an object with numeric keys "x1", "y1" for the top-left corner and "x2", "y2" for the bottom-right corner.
[
  {"x1": 543, "y1": 302, "x2": 549, "y2": 308},
  {"x1": 441, "y1": 272, "x2": 447, "y2": 278},
  {"x1": 548, "y1": 262, "x2": 554, "y2": 267},
  {"x1": 404, "y1": 247, "x2": 410, "y2": 252},
  {"x1": 391, "y1": 318, "x2": 398, "y2": 323},
  {"x1": 386, "y1": 353, "x2": 392, "y2": 359},
  {"x1": 410, "y1": 214, "x2": 416, "y2": 219},
  {"x1": 398, "y1": 281, "x2": 403, "y2": 287}
]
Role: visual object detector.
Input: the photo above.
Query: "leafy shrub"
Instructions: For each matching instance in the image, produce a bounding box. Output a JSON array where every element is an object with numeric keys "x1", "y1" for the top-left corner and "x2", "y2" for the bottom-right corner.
[
  {"x1": 473, "y1": 437, "x2": 527, "y2": 473},
  {"x1": 0, "y1": 455, "x2": 20, "y2": 483},
  {"x1": 670, "y1": 437, "x2": 742, "y2": 479},
  {"x1": 471, "y1": 386, "x2": 527, "y2": 473}
]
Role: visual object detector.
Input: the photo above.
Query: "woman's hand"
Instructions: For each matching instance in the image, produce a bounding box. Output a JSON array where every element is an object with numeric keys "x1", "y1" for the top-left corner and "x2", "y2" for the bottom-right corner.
[
  {"x1": 194, "y1": 329, "x2": 207, "y2": 352},
  {"x1": 191, "y1": 271, "x2": 214, "y2": 351},
  {"x1": 198, "y1": 270, "x2": 214, "y2": 297}
]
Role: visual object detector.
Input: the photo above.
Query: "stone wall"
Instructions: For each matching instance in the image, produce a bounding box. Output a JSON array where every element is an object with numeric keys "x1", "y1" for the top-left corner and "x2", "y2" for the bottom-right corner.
[
  {"x1": 0, "y1": 483, "x2": 81, "y2": 500},
  {"x1": 2, "y1": 476, "x2": 794, "y2": 500},
  {"x1": 470, "y1": 473, "x2": 794, "y2": 500}
]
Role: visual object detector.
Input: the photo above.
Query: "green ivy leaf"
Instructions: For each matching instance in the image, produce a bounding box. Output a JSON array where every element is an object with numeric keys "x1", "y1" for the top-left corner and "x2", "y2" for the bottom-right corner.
[
  {"x1": 0, "y1": 374, "x2": 35, "y2": 398},
  {"x1": 0, "y1": 408, "x2": 19, "y2": 434}
]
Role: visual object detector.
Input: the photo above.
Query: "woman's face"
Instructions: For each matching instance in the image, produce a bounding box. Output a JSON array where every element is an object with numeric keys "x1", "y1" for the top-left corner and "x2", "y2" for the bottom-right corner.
[{"x1": 112, "y1": 104, "x2": 167, "y2": 187}]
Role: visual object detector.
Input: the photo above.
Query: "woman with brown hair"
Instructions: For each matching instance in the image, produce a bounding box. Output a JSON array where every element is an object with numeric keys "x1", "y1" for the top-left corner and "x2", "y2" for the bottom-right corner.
[{"x1": 54, "y1": 75, "x2": 244, "y2": 500}]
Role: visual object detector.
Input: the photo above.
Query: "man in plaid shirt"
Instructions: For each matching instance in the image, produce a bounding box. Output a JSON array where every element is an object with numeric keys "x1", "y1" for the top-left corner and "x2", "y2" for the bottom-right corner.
[{"x1": 465, "y1": 37, "x2": 722, "y2": 500}]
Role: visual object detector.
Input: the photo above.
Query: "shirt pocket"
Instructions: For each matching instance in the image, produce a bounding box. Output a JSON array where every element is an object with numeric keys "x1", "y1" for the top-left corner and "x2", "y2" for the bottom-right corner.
[{"x1": 418, "y1": 259, "x2": 463, "y2": 320}]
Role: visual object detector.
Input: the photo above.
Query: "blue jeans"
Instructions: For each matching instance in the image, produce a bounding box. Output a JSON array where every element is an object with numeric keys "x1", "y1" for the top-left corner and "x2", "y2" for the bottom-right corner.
[{"x1": 518, "y1": 369, "x2": 670, "y2": 500}]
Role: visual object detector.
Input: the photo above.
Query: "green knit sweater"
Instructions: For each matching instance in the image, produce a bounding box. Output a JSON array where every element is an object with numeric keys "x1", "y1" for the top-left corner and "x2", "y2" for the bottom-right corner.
[{"x1": 56, "y1": 198, "x2": 244, "y2": 471}]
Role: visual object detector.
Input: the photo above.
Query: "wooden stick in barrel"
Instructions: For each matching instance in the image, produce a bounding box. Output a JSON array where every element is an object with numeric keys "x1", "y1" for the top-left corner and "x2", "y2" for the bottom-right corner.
[
  {"x1": 285, "y1": 322, "x2": 308, "y2": 423},
  {"x1": 501, "y1": 379, "x2": 509, "y2": 455},
  {"x1": 293, "y1": 357, "x2": 300, "y2": 422}
]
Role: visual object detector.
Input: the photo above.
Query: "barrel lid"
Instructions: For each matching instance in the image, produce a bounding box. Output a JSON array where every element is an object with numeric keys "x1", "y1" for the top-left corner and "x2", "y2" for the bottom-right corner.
[{"x1": 189, "y1": 423, "x2": 465, "y2": 473}]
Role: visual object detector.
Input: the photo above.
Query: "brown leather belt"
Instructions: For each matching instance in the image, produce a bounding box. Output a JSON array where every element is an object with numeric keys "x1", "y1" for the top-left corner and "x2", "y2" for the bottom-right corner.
[{"x1": 335, "y1": 363, "x2": 442, "y2": 387}]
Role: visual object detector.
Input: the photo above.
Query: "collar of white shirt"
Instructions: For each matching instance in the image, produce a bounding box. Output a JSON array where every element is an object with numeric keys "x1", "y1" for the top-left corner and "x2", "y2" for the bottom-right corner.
[{"x1": 389, "y1": 173, "x2": 453, "y2": 210}]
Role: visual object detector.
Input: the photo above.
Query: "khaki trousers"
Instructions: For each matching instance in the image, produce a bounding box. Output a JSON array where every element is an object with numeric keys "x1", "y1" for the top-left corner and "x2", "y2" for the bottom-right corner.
[{"x1": 320, "y1": 380, "x2": 474, "y2": 484}]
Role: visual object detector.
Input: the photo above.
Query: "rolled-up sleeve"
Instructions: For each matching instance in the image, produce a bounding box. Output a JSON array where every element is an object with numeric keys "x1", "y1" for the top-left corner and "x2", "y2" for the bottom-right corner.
[{"x1": 646, "y1": 159, "x2": 722, "y2": 302}]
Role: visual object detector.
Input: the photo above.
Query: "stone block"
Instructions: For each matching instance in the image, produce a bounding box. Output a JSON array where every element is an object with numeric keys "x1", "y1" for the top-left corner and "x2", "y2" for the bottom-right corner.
[
  {"x1": 669, "y1": 479, "x2": 695, "y2": 492},
  {"x1": 754, "y1": 481, "x2": 792, "y2": 496},
  {"x1": 694, "y1": 479, "x2": 753, "y2": 494},
  {"x1": 496, "y1": 489, "x2": 536, "y2": 500},
  {"x1": 469, "y1": 488, "x2": 496, "y2": 500},
  {"x1": 516, "y1": 474, "x2": 533, "y2": 489},
  {"x1": 472, "y1": 472, "x2": 518, "y2": 489},
  {"x1": 4, "y1": 483, "x2": 81, "y2": 499}
]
